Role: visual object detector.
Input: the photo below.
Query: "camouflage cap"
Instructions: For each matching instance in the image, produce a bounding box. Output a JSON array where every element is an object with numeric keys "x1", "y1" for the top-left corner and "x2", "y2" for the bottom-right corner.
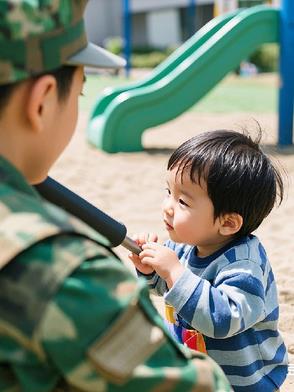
[{"x1": 0, "y1": 0, "x2": 125, "y2": 85}]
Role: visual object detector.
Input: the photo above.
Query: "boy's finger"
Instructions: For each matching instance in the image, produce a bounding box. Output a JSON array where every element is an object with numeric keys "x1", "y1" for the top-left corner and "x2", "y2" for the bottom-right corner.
[
  {"x1": 131, "y1": 234, "x2": 142, "y2": 246},
  {"x1": 141, "y1": 256, "x2": 155, "y2": 266},
  {"x1": 138, "y1": 232, "x2": 148, "y2": 244},
  {"x1": 140, "y1": 249, "x2": 156, "y2": 259},
  {"x1": 142, "y1": 242, "x2": 158, "y2": 251},
  {"x1": 147, "y1": 233, "x2": 158, "y2": 242}
]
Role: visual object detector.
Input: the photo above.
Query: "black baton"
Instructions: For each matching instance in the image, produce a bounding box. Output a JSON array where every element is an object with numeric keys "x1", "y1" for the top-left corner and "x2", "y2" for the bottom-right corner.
[{"x1": 34, "y1": 177, "x2": 141, "y2": 255}]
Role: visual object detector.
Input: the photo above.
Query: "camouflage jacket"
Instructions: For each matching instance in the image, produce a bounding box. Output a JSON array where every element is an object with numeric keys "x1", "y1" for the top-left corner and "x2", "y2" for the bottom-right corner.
[{"x1": 0, "y1": 156, "x2": 232, "y2": 392}]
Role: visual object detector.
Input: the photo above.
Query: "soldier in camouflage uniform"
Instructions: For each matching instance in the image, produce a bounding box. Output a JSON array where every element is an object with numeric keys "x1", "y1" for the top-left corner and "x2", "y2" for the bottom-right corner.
[{"x1": 0, "y1": 1, "x2": 232, "y2": 391}]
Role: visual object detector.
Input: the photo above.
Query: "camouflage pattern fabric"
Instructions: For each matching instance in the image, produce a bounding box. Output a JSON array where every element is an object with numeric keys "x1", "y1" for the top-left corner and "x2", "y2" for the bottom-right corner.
[
  {"x1": 0, "y1": 156, "x2": 232, "y2": 391},
  {"x1": 0, "y1": 0, "x2": 88, "y2": 84}
]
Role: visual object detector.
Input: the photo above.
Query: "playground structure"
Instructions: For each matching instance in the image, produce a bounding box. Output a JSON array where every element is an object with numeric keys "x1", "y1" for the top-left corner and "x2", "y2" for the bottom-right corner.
[
  {"x1": 214, "y1": 0, "x2": 238, "y2": 16},
  {"x1": 215, "y1": 0, "x2": 275, "y2": 15},
  {"x1": 87, "y1": 0, "x2": 294, "y2": 153}
]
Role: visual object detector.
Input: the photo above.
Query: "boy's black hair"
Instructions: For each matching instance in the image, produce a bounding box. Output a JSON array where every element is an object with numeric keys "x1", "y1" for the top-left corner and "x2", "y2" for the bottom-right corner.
[
  {"x1": 0, "y1": 65, "x2": 77, "y2": 114},
  {"x1": 168, "y1": 130, "x2": 284, "y2": 237}
]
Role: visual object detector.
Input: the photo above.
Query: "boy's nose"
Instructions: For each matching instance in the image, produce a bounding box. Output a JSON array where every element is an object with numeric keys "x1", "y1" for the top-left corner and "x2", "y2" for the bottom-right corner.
[
  {"x1": 163, "y1": 200, "x2": 174, "y2": 216},
  {"x1": 165, "y1": 207, "x2": 174, "y2": 216}
]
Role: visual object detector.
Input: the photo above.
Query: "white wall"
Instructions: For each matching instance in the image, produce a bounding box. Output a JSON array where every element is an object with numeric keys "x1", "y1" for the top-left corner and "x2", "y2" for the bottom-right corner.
[
  {"x1": 132, "y1": 13, "x2": 147, "y2": 46},
  {"x1": 84, "y1": 0, "x2": 217, "y2": 48},
  {"x1": 84, "y1": 0, "x2": 122, "y2": 45},
  {"x1": 132, "y1": 0, "x2": 213, "y2": 13},
  {"x1": 147, "y1": 9, "x2": 181, "y2": 48}
]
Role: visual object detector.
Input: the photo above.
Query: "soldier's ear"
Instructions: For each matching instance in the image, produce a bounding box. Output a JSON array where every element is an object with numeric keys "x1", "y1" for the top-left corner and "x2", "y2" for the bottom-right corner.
[{"x1": 26, "y1": 75, "x2": 58, "y2": 133}]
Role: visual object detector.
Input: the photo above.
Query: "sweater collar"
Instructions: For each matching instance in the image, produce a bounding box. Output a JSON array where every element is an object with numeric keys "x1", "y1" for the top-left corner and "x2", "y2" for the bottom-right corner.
[{"x1": 189, "y1": 236, "x2": 248, "y2": 268}]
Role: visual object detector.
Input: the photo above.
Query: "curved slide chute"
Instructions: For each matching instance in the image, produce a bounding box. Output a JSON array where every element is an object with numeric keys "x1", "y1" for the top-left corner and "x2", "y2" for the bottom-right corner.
[
  {"x1": 90, "y1": 9, "x2": 240, "y2": 117},
  {"x1": 88, "y1": 6, "x2": 279, "y2": 153}
]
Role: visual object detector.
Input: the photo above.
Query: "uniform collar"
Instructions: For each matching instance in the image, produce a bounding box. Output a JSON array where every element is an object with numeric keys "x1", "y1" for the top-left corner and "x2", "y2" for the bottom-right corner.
[{"x1": 0, "y1": 155, "x2": 40, "y2": 199}]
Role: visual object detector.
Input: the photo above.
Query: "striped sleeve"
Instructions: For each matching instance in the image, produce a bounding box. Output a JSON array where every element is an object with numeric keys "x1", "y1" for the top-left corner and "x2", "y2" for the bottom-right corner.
[
  {"x1": 137, "y1": 270, "x2": 168, "y2": 296},
  {"x1": 164, "y1": 260, "x2": 266, "y2": 338}
]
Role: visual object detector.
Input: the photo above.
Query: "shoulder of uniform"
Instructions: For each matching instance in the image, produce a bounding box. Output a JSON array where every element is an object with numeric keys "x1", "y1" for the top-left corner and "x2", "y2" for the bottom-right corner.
[{"x1": 0, "y1": 187, "x2": 112, "y2": 270}]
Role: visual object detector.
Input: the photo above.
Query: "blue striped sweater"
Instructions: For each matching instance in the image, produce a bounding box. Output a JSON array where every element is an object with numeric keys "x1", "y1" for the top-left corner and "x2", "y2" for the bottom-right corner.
[{"x1": 142, "y1": 235, "x2": 288, "y2": 391}]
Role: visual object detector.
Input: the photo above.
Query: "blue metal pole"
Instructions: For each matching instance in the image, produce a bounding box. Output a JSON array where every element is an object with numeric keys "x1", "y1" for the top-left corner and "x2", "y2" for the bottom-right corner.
[
  {"x1": 188, "y1": 0, "x2": 197, "y2": 37},
  {"x1": 278, "y1": 0, "x2": 294, "y2": 145},
  {"x1": 122, "y1": 0, "x2": 131, "y2": 77}
]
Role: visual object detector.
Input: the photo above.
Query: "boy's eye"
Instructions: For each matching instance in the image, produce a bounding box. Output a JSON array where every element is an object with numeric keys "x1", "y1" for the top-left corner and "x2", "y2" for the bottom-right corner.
[
  {"x1": 165, "y1": 188, "x2": 171, "y2": 196},
  {"x1": 179, "y1": 198, "x2": 189, "y2": 207}
]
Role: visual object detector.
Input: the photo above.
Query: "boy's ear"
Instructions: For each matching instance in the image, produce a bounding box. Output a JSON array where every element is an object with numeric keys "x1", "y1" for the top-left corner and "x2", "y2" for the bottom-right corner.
[
  {"x1": 219, "y1": 213, "x2": 243, "y2": 236},
  {"x1": 26, "y1": 75, "x2": 57, "y2": 133}
]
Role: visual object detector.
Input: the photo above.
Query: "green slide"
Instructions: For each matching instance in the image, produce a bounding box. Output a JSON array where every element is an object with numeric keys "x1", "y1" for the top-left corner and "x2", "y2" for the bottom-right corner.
[
  {"x1": 88, "y1": 5, "x2": 279, "y2": 153},
  {"x1": 90, "y1": 9, "x2": 240, "y2": 117}
]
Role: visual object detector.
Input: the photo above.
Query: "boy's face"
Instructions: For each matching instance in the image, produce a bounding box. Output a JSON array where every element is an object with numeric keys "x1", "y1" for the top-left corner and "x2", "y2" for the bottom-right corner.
[{"x1": 162, "y1": 167, "x2": 223, "y2": 256}]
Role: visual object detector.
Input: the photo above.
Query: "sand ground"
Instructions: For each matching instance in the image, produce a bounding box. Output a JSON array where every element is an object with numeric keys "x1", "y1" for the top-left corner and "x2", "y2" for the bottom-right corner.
[{"x1": 50, "y1": 75, "x2": 294, "y2": 390}]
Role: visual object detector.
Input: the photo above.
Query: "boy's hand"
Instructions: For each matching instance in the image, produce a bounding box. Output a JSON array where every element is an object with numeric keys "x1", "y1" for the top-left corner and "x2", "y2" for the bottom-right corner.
[
  {"x1": 140, "y1": 243, "x2": 185, "y2": 289},
  {"x1": 128, "y1": 233, "x2": 158, "y2": 275}
]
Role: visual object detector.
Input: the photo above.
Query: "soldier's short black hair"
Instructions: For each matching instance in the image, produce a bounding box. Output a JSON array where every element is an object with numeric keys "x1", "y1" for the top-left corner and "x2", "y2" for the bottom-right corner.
[
  {"x1": 168, "y1": 129, "x2": 284, "y2": 237},
  {"x1": 0, "y1": 65, "x2": 77, "y2": 114}
]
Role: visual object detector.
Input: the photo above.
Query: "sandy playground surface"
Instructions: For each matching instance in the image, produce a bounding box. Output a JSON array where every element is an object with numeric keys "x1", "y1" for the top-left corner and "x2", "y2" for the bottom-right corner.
[{"x1": 50, "y1": 73, "x2": 294, "y2": 391}]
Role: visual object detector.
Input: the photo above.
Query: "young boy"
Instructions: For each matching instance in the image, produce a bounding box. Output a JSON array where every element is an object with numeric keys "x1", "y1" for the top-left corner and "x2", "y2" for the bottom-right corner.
[
  {"x1": 0, "y1": 1, "x2": 232, "y2": 391},
  {"x1": 130, "y1": 130, "x2": 288, "y2": 392}
]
